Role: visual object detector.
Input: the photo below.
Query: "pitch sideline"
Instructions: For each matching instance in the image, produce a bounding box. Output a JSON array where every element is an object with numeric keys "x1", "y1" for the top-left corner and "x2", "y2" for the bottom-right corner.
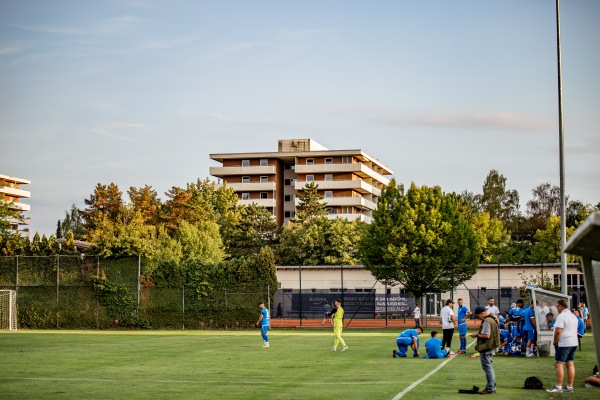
[{"x1": 391, "y1": 339, "x2": 477, "y2": 400}]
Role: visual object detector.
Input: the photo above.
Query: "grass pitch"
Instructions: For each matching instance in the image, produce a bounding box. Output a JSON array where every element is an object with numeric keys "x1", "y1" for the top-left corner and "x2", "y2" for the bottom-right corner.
[{"x1": 0, "y1": 328, "x2": 596, "y2": 399}]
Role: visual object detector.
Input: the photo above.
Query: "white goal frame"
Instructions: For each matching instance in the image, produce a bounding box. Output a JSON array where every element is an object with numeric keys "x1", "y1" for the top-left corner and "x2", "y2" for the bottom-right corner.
[{"x1": 0, "y1": 290, "x2": 17, "y2": 331}]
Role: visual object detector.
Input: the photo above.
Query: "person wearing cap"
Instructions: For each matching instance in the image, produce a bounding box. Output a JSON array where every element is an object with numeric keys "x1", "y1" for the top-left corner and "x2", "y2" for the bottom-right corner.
[
  {"x1": 440, "y1": 299, "x2": 456, "y2": 351},
  {"x1": 470, "y1": 305, "x2": 501, "y2": 394}
]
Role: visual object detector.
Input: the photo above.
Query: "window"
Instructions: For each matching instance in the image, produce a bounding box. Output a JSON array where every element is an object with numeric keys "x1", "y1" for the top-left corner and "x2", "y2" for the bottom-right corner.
[
  {"x1": 260, "y1": 159, "x2": 268, "y2": 166},
  {"x1": 306, "y1": 158, "x2": 314, "y2": 165},
  {"x1": 326, "y1": 207, "x2": 338, "y2": 215},
  {"x1": 306, "y1": 175, "x2": 314, "y2": 182},
  {"x1": 260, "y1": 192, "x2": 268, "y2": 199},
  {"x1": 341, "y1": 206, "x2": 353, "y2": 214},
  {"x1": 325, "y1": 174, "x2": 333, "y2": 181},
  {"x1": 284, "y1": 211, "x2": 291, "y2": 218},
  {"x1": 242, "y1": 176, "x2": 250, "y2": 183},
  {"x1": 284, "y1": 179, "x2": 292, "y2": 186},
  {"x1": 342, "y1": 156, "x2": 352, "y2": 164},
  {"x1": 241, "y1": 193, "x2": 249, "y2": 200},
  {"x1": 242, "y1": 160, "x2": 250, "y2": 167},
  {"x1": 325, "y1": 158, "x2": 333, "y2": 164},
  {"x1": 284, "y1": 195, "x2": 291, "y2": 202},
  {"x1": 260, "y1": 176, "x2": 268, "y2": 183},
  {"x1": 325, "y1": 191, "x2": 332, "y2": 198}
]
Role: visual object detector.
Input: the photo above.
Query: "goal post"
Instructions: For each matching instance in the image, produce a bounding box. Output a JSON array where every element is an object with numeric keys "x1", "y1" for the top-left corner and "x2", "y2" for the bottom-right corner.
[{"x1": 0, "y1": 290, "x2": 17, "y2": 331}]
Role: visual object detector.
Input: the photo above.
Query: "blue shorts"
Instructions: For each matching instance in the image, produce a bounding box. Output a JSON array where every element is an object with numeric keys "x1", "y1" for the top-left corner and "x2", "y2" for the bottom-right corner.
[
  {"x1": 554, "y1": 346, "x2": 577, "y2": 363},
  {"x1": 261, "y1": 325, "x2": 269, "y2": 336},
  {"x1": 522, "y1": 329, "x2": 535, "y2": 341},
  {"x1": 458, "y1": 323, "x2": 467, "y2": 336},
  {"x1": 397, "y1": 337, "x2": 413, "y2": 346}
]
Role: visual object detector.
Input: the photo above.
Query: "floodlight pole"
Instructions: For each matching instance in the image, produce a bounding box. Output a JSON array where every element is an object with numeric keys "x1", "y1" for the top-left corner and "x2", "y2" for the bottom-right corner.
[{"x1": 555, "y1": 0, "x2": 567, "y2": 295}]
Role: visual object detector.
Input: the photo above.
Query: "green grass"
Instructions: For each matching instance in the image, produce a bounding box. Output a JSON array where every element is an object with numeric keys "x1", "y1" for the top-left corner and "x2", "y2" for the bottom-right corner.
[{"x1": 0, "y1": 329, "x2": 596, "y2": 399}]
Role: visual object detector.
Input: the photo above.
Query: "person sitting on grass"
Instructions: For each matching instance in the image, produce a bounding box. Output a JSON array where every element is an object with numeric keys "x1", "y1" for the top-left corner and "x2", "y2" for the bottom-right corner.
[
  {"x1": 393, "y1": 326, "x2": 423, "y2": 358},
  {"x1": 424, "y1": 331, "x2": 451, "y2": 359},
  {"x1": 499, "y1": 325, "x2": 512, "y2": 355}
]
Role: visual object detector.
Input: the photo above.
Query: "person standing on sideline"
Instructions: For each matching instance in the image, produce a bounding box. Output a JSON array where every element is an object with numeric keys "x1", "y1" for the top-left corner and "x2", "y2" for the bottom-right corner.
[
  {"x1": 456, "y1": 298, "x2": 471, "y2": 354},
  {"x1": 256, "y1": 301, "x2": 270, "y2": 348},
  {"x1": 414, "y1": 304, "x2": 421, "y2": 328},
  {"x1": 330, "y1": 299, "x2": 348, "y2": 352},
  {"x1": 470, "y1": 306, "x2": 500, "y2": 395},
  {"x1": 440, "y1": 299, "x2": 456, "y2": 351},
  {"x1": 522, "y1": 302, "x2": 536, "y2": 357},
  {"x1": 485, "y1": 297, "x2": 500, "y2": 316},
  {"x1": 393, "y1": 326, "x2": 423, "y2": 358},
  {"x1": 574, "y1": 309, "x2": 585, "y2": 351},
  {"x1": 547, "y1": 299, "x2": 579, "y2": 393},
  {"x1": 424, "y1": 331, "x2": 451, "y2": 359}
]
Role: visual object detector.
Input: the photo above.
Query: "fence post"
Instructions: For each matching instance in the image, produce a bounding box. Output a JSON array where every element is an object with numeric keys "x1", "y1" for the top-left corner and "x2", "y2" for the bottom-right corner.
[
  {"x1": 182, "y1": 284, "x2": 185, "y2": 330},
  {"x1": 15, "y1": 255, "x2": 19, "y2": 294},
  {"x1": 299, "y1": 266, "x2": 302, "y2": 327},
  {"x1": 137, "y1": 255, "x2": 141, "y2": 312},
  {"x1": 225, "y1": 287, "x2": 228, "y2": 330},
  {"x1": 267, "y1": 285, "x2": 270, "y2": 317},
  {"x1": 56, "y1": 255, "x2": 60, "y2": 328}
]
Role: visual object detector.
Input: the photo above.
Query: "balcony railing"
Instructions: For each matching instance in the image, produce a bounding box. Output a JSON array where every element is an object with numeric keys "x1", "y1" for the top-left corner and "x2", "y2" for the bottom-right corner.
[
  {"x1": 210, "y1": 165, "x2": 276, "y2": 176},
  {"x1": 294, "y1": 179, "x2": 381, "y2": 196},
  {"x1": 0, "y1": 186, "x2": 31, "y2": 198},
  {"x1": 227, "y1": 182, "x2": 276, "y2": 192},
  {"x1": 326, "y1": 213, "x2": 373, "y2": 224},
  {"x1": 238, "y1": 198, "x2": 276, "y2": 208},
  {"x1": 294, "y1": 196, "x2": 377, "y2": 210},
  {"x1": 294, "y1": 163, "x2": 389, "y2": 185}
]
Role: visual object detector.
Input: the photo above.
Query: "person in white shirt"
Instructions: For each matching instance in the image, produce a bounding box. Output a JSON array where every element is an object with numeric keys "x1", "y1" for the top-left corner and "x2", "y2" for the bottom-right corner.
[
  {"x1": 547, "y1": 299, "x2": 579, "y2": 393},
  {"x1": 440, "y1": 299, "x2": 455, "y2": 351},
  {"x1": 414, "y1": 304, "x2": 421, "y2": 328},
  {"x1": 485, "y1": 297, "x2": 500, "y2": 316}
]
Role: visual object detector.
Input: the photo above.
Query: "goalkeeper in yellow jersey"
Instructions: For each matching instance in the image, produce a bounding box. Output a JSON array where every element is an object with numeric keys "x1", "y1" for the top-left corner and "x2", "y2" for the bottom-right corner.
[{"x1": 330, "y1": 299, "x2": 348, "y2": 352}]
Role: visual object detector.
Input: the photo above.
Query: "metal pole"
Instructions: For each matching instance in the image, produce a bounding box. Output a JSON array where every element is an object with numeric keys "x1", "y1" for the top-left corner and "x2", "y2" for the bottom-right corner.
[
  {"x1": 182, "y1": 284, "x2": 185, "y2": 330},
  {"x1": 341, "y1": 264, "x2": 344, "y2": 304},
  {"x1": 556, "y1": 0, "x2": 567, "y2": 295},
  {"x1": 299, "y1": 265, "x2": 302, "y2": 327},
  {"x1": 385, "y1": 282, "x2": 388, "y2": 328},
  {"x1": 56, "y1": 255, "x2": 60, "y2": 329},
  {"x1": 137, "y1": 254, "x2": 141, "y2": 311},
  {"x1": 267, "y1": 284, "x2": 271, "y2": 319},
  {"x1": 15, "y1": 255, "x2": 19, "y2": 294},
  {"x1": 498, "y1": 263, "x2": 501, "y2": 309}
]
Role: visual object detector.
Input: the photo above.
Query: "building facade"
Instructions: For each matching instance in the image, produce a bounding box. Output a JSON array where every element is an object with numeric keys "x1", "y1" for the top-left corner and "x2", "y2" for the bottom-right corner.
[
  {"x1": 0, "y1": 173, "x2": 31, "y2": 237},
  {"x1": 210, "y1": 139, "x2": 393, "y2": 226}
]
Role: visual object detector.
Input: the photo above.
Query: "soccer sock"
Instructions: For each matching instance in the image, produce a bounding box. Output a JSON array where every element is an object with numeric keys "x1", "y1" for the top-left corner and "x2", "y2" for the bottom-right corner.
[{"x1": 460, "y1": 338, "x2": 466, "y2": 350}]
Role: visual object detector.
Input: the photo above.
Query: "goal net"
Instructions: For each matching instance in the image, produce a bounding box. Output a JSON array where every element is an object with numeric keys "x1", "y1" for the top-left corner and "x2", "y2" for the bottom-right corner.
[{"x1": 0, "y1": 290, "x2": 17, "y2": 330}]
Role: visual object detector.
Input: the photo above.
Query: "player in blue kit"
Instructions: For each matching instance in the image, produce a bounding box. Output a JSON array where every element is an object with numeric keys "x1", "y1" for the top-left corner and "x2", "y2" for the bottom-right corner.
[
  {"x1": 521, "y1": 302, "x2": 536, "y2": 357},
  {"x1": 424, "y1": 331, "x2": 451, "y2": 359},
  {"x1": 393, "y1": 327, "x2": 423, "y2": 358},
  {"x1": 256, "y1": 301, "x2": 270, "y2": 348},
  {"x1": 456, "y1": 298, "x2": 471, "y2": 354}
]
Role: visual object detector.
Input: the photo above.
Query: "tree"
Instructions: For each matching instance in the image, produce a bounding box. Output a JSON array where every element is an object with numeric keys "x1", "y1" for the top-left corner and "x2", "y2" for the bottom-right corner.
[
  {"x1": 0, "y1": 199, "x2": 22, "y2": 236},
  {"x1": 83, "y1": 183, "x2": 124, "y2": 232},
  {"x1": 322, "y1": 218, "x2": 364, "y2": 265},
  {"x1": 223, "y1": 203, "x2": 277, "y2": 258},
  {"x1": 477, "y1": 170, "x2": 520, "y2": 227},
  {"x1": 59, "y1": 204, "x2": 86, "y2": 239},
  {"x1": 526, "y1": 182, "x2": 563, "y2": 232},
  {"x1": 530, "y1": 214, "x2": 577, "y2": 264},
  {"x1": 277, "y1": 218, "x2": 328, "y2": 265},
  {"x1": 174, "y1": 220, "x2": 226, "y2": 263},
  {"x1": 360, "y1": 180, "x2": 480, "y2": 301},
  {"x1": 469, "y1": 212, "x2": 511, "y2": 264},
  {"x1": 295, "y1": 182, "x2": 327, "y2": 222},
  {"x1": 86, "y1": 207, "x2": 155, "y2": 257},
  {"x1": 128, "y1": 185, "x2": 161, "y2": 225}
]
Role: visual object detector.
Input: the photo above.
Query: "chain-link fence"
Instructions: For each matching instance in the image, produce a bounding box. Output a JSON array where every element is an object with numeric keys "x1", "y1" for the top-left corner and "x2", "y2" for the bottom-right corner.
[{"x1": 0, "y1": 255, "x2": 269, "y2": 330}]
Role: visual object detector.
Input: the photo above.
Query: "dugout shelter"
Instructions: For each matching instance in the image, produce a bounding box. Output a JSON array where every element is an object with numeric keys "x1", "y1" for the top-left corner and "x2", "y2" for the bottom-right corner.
[{"x1": 565, "y1": 211, "x2": 600, "y2": 367}]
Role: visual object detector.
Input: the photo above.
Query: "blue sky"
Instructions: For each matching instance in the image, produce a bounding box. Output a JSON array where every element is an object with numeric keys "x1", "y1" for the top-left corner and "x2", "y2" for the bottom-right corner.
[{"x1": 1, "y1": 0, "x2": 599, "y2": 236}]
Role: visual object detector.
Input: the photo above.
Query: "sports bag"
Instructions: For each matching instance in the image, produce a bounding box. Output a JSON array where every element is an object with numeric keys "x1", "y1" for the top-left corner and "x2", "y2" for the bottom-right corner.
[{"x1": 523, "y1": 376, "x2": 543, "y2": 390}]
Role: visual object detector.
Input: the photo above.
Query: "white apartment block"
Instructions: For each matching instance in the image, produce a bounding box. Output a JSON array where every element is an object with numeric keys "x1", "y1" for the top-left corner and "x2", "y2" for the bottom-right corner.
[
  {"x1": 0, "y1": 173, "x2": 31, "y2": 237},
  {"x1": 210, "y1": 139, "x2": 393, "y2": 226}
]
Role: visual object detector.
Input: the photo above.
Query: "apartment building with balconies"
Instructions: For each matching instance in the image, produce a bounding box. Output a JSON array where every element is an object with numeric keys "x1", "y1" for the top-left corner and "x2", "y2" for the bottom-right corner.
[
  {"x1": 0, "y1": 173, "x2": 31, "y2": 237},
  {"x1": 210, "y1": 139, "x2": 393, "y2": 226}
]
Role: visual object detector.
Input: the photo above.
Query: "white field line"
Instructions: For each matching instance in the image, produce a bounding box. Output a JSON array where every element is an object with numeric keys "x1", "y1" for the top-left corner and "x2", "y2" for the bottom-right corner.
[{"x1": 391, "y1": 340, "x2": 477, "y2": 400}]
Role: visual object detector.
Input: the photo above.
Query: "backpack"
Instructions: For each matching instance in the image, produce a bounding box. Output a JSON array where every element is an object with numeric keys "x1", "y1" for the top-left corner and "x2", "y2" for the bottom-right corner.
[{"x1": 523, "y1": 376, "x2": 544, "y2": 390}]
